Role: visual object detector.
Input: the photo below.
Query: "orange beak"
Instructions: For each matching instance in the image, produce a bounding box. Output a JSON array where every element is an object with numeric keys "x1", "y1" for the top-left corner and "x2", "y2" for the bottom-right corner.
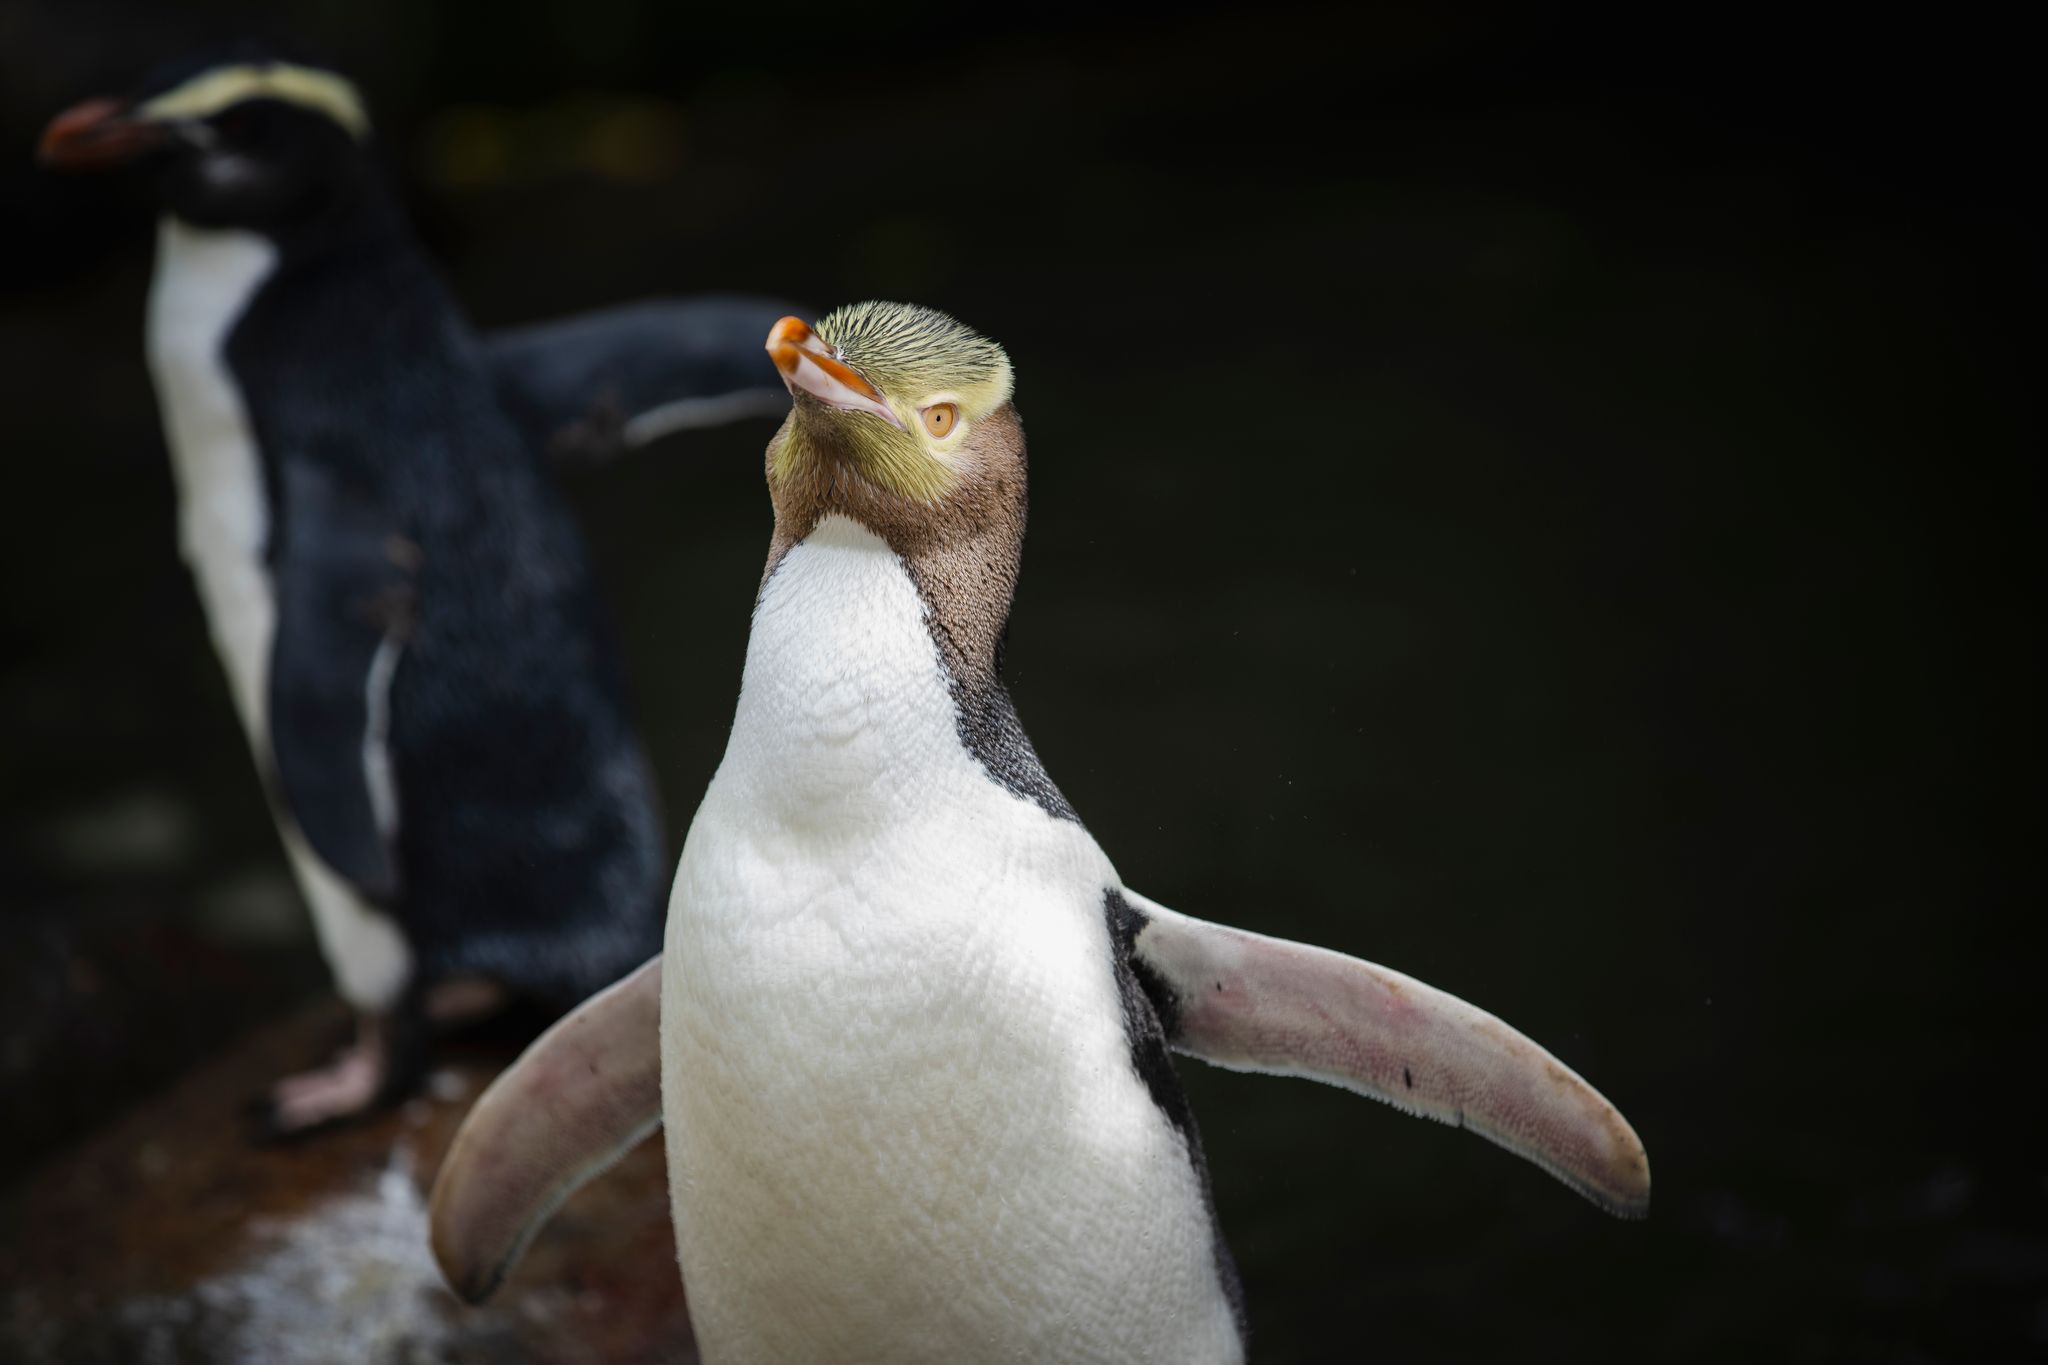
[
  {"x1": 766, "y1": 316, "x2": 905, "y2": 430},
  {"x1": 38, "y1": 97, "x2": 169, "y2": 171}
]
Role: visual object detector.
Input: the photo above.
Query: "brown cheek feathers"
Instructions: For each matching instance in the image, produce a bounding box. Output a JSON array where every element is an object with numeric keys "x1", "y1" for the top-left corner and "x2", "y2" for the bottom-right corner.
[{"x1": 763, "y1": 404, "x2": 1029, "y2": 692}]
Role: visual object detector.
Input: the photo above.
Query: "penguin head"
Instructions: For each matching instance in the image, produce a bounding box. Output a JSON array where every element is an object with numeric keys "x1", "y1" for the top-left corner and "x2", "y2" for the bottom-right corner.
[
  {"x1": 766, "y1": 302, "x2": 1030, "y2": 672},
  {"x1": 40, "y1": 49, "x2": 375, "y2": 234},
  {"x1": 766, "y1": 303, "x2": 1018, "y2": 510}
]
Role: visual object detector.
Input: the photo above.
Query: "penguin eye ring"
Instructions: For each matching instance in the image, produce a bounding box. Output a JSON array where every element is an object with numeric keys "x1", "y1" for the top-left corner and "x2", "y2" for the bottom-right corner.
[{"x1": 921, "y1": 402, "x2": 959, "y2": 439}]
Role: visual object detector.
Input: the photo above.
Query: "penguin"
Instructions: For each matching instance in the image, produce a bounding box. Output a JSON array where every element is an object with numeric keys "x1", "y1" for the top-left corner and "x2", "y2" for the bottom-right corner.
[
  {"x1": 33, "y1": 52, "x2": 789, "y2": 1135},
  {"x1": 42, "y1": 52, "x2": 804, "y2": 468},
  {"x1": 429, "y1": 304, "x2": 1651, "y2": 1361}
]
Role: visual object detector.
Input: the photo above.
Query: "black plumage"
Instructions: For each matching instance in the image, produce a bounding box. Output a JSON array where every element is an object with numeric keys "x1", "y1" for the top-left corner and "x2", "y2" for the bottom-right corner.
[
  {"x1": 234, "y1": 176, "x2": 663, "y2": 1005},
  {"x1": 487, "y1": 295, "x2": 800, "y2": 462},
  {"x1": 38, "y1": 47, "x2": 799, "y2": 1127}
]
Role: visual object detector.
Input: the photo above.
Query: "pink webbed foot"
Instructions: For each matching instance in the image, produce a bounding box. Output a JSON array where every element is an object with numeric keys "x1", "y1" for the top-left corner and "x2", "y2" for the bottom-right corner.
[{"x1": 248, "y1": 1013, "x2": 406, "y2": 1141}]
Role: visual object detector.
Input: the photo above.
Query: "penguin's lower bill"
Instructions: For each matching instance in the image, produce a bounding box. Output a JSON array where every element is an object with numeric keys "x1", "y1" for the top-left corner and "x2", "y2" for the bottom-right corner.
[{"x1": 430, "y1": 302, "x2": 1648, "y2": 1363}]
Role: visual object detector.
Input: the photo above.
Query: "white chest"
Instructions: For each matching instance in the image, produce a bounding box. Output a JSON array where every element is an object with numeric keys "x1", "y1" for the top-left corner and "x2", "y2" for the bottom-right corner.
[
  {"x1": 659, "y1": 517, "x2": 1241, "y2": 1364},
  {"x1": 145, "y1": 218, "x2": 279, "y2": 735},
  {"x1": 142, "y1": 220, "x2": 411, "y2": 1013}
]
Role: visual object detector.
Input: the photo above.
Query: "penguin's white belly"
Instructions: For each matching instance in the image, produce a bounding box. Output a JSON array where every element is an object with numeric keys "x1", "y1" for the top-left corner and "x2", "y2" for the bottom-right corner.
[
  {"x1": 660, "y1": 517, "x2": 1242, "y2": 1365},
  {"x1": 147, "y1": 220, "x2": 278, "y2": 733},
  {"x1": 146, "y1": 218, "x2": 409, "y2": 1011}
]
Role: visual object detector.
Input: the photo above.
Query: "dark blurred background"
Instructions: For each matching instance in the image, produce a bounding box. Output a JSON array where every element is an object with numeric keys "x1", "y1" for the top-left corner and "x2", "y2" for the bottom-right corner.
[{"x1": 0, "y1": 3, "x2": 2037, "y2": 1362}]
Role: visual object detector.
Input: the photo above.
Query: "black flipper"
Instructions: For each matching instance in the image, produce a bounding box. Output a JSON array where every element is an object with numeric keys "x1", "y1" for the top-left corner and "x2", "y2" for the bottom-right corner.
[
  {"x1": 268, "y1": 461, "x2": 417, "y2": 903},
  {"x1": 482, "y1": 295, "x2": 805, "y2": 464}
]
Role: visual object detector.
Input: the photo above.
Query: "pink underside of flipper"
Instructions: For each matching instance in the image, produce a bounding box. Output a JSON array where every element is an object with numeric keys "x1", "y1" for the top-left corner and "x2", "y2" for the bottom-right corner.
[
  {"x1": 1123, "y1": 892, "x2": 1650, "y2": 1219},
  {"x1": 430, "y1": 898, "x2": 1649, "y2": 1305},
  {"x1": 428, "y1": 956, "x2": 664, "y2": 1302}
]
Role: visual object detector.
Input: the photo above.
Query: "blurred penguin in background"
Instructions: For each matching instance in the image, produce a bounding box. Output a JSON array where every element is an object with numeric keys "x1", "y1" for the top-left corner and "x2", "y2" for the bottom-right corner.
[{"x1": 38, "y1": 46, "x2": 794, "y2": 1134}]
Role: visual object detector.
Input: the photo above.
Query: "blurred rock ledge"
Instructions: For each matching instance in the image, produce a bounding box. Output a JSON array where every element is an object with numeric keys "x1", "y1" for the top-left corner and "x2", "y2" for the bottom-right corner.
[{"x1": 0, "y1": 1002, "x2": 692, "y2": 1364}]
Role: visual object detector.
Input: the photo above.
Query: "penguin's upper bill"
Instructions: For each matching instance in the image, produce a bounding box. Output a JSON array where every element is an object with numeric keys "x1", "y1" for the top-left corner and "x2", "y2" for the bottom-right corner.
[
  {"x1": 767, "y1": 304, "x2": 1014, "y2": 504},
  {"x1": 38, "y1": 58, "x2": 370, "y2": 229}
]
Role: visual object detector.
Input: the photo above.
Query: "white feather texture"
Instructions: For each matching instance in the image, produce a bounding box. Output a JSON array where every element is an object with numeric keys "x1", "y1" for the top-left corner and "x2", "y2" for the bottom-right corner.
[
  {"x1": 661, "y1": 516, "x2": 1244, "y2": 1365},
  {"x1": 146, "y1": 219, "x2": 277, "y2": 730},
  {"x1": 146, "y1": 217, "x2": 410, "y2": 1010}
]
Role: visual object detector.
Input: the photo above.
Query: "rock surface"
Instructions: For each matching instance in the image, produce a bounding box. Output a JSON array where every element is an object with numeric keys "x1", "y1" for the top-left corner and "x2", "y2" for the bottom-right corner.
[{"x1": 0, "y1": 1002, "x2": 692, "y2": 1364}]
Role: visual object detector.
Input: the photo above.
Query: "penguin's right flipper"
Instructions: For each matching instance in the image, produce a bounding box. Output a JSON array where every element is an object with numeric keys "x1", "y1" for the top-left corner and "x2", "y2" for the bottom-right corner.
[
  {"x1": 1121, "y1": 891, "x2": 1651, "y2": 1220},
  {"x1": 430, "y1": 956, "x2": 663, "y2": 1304},
  {"x1": 483, "y1": 296, "x2": 802, "y2": 466},
  {"x1": 268, "y1": 463, "x2": 419, "y2": 903}
]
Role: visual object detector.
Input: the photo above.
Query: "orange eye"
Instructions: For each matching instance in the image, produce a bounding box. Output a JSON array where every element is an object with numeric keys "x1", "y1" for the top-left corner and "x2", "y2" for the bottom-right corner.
[{"x1": 921, "y1": 403, "x2": 959, "y2": 439}]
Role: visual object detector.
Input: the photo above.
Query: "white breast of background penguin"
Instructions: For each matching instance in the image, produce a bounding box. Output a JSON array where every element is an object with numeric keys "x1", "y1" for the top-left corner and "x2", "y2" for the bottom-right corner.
[
  {"x1": 146, "y1": 217, "x2": 277, "y2": 730},
  {"x1": 661, "y1": 515, "x2": 1244, "y2": 1365},
  {"x1": 145, "y1": 216, "x2": 410, "y2": 1011}
]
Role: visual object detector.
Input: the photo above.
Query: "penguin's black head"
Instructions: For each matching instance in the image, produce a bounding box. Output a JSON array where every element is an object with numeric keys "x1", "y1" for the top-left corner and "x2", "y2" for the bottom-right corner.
[{"x1": 40, "y1": 48, "x2": 376, "y2": 236}]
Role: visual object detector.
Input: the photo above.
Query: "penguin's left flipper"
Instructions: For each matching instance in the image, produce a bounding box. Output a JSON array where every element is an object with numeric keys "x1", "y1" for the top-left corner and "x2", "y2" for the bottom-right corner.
[
  {"x1": 1121, "y1": 890, "x2": 1652, "y2": 1220},
  {"x1": 429, "y1": 956, "x2": 662, "y2": 1305},
  {"x1": 483, "y1": 296, "x2": 803, "y2": 466},
  {"x1": 268, "y1": 463, "x2": 419, "y2": 903}
]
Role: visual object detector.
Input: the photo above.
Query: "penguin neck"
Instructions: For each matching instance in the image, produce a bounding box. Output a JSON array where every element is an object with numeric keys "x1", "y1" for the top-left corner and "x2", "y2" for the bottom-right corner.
[
  {"x1": 239, "y1": 166, "x2": 412, "y2": 270},
  {"x1": 744, "y1": 505, "x2": 1076, "y2": 824},
  {"x1": 149, "y1": 188, "x2": 481, "y2": 499},
  {"x1": 729, "y1": 517, "x2": 952, "y2": 821},
  {"x1": 153, "y1": 183, "x2": 450, "y2": 342},
  {"x1": 157, "y1": 166, "x2": 440, "y2": 350},
  {"x1": 147, "y1": 217, "x2": 279, "y2": 383},
  {"x1": 763, "y1": 411, "x2": 1028, "y2": 693}
]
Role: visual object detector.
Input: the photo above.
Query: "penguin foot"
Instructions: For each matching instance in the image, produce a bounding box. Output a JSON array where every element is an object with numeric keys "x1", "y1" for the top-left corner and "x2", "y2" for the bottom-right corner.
[
  {"x1": 249, "y1": 1041, "x2": 388, "y2": 1140},
  {"x1": 247, "y1": 1009, "x2": 423, "y2": 1142}
]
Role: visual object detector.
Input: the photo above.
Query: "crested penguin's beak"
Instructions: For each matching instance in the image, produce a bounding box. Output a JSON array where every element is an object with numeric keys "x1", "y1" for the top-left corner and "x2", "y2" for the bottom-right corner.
[
  {"x1": 38, "y1": 97, "x2": 171, "y2": 170},
  {"x1": 766, "y1": 316, "x2": 906, "y2": 430}
]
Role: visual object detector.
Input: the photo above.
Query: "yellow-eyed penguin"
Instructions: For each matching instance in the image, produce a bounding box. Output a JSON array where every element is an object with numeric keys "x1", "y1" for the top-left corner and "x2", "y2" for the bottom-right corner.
[
  {"x1": 34, "y1": 49, "x2": 796, "y2": 1134},
  {"x1": 429, "y1": 304, "x2": 1651, "y2": 1361}
]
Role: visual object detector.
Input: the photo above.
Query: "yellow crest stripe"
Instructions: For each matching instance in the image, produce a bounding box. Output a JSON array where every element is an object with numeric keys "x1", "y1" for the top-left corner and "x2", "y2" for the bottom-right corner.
[{"x1": 139, "y1": 63, "x2": 370, "y2": 139}]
